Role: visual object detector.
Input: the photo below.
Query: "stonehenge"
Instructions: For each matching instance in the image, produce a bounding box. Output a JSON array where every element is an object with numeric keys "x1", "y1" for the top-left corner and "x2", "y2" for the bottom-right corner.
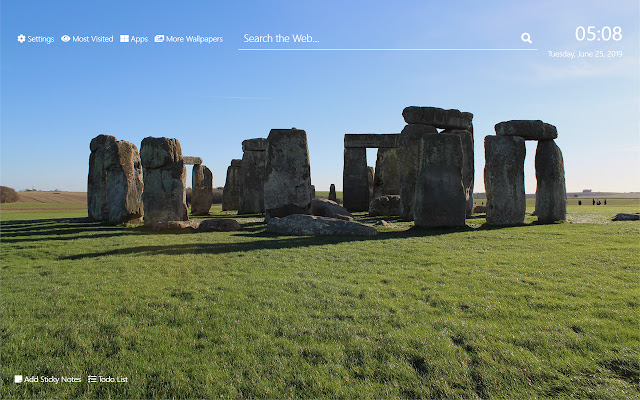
[
  {"x1": 328, "y1": 184, "x2": 337, "y2": 202},
  {"x1": 263, "y1": 129, "x2": 313, "y2": 220},
  {"x1": 372, "y1": 148, "x2": 400, "y2": 199},
  {"x1": 222, "y1": 159, "x2": 242, "y2": 211},
  {"x1": 88, "y1": 134, "x2": 144, "y2": 224},
  {"x1": 485, "y1": 120, "x2": 566, "y2": 225},
  {"x1": 238, "y1": 138, "x2": 266, "y2": 214},
  {"x1": 343, "y1": 133, "x2": 399, "y2": 212},
  {"x1": 140, "y1": 137, "x2": 188, "y2": 226}
]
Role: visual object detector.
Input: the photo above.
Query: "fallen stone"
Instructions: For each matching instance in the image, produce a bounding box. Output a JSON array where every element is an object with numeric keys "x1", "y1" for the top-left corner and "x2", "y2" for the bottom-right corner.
[
  {"x1": 495, "y1": 120, "x2": 557, "y2": 140},
  {"x1": 413, "y1": 133, "x2": 466, "y2": 227},
  {"x1": 376, "y1": 220, "x2": 391, "y2": 227},
  {"x1": 613, "y1": 213, "x2": 640, "y2": 221},
  {"x1": 198, "y1": 218, "x2": 242, "y2": 232},
  {"x1": 484, "y1": 135, "x2": 526, "y2": 225},
  {"x1": 266, "y1": 214, "x2": 378, "y2": 236},
  {"x1": 311, "y1": 198, "x2": 354, "y2": 220},
  {"x1": 369, "y1": 195, "x2": 401, "y2": 217},
  {"x1": 152, "y1": 220, "x2": 200, "y2": 231},
  {"x1": 535, "y1": 140, "x2": 566, "y2": 223},
  {"x1": 402, "y1": 106, "x2": 473, "y2": 130},
  {"x1": 472, "y1": 205, "x2": 487, "y2": 214},
  {"x1": 264, "y1": 129, "x2": 313, "y2": 220},
  {"x1": 183, "y1": 156, "x2": 203, "y2": 165},
  {"x1": 397, "y1": 124, "x2": 437, "y2": 220}
]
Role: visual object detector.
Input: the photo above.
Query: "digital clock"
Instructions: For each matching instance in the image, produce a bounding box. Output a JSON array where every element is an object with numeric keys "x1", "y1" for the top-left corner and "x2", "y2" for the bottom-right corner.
[{"x1": 575, "y1": 26, "x2": 621, "y2": 41}]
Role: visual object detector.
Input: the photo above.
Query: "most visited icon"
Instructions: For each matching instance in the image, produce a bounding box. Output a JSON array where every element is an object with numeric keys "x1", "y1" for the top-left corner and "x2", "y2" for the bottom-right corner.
[
  {"x1": 17, "y1": 34, "x2": 26, "y2": 43},
  {"x1": 61, "y1": 35, "x2": 71, "y2": 42}
]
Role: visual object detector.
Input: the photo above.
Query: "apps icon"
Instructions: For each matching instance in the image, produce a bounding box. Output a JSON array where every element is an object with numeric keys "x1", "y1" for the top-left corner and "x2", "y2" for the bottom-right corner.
[
  {"x1": 120, "y1": 35, "x2": 129, "y2": 43},
  {"x1": 154, "y1": 34, "x2": 165, "y2": 43},
  {"x1": 61, "y1": 35, "x2": 71, "y2": 42}
]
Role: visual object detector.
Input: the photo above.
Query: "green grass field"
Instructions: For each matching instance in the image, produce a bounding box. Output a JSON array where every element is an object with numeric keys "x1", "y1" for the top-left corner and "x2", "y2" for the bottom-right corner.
[{"x1": 1, "y1": 196, "x2": 638, "y2": 399}]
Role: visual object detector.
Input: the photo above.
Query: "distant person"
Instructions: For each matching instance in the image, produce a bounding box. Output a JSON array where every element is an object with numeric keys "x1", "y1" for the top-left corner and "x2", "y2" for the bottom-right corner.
[
  {"x1": 578, "y1": 200, "x2": 582, "y2": 205},
  {"x1": 593, "y1": 199, "x2": 596, "y2": 205},
  {"x1": 604, "y1": 199, "x2": 607, "y2": 205},
  {"x1": 597, "y1": 200, "x2": 601, "y2": 205}
]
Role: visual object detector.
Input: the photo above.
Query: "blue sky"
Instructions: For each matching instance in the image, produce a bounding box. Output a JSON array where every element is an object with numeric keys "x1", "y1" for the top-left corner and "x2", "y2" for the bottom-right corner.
[{"x1": 1, "y1": 0, "x2": 638, "y2": 193}]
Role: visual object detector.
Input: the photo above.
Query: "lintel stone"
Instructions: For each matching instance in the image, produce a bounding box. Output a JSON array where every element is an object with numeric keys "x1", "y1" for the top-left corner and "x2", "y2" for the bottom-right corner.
[{"x1": 344, "y1": 134, "x2": 399, "y2": 148}]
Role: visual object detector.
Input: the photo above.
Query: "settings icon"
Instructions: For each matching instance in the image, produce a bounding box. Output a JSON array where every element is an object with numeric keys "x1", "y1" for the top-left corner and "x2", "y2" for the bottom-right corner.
[{"x1": 17, "y1": 34, "x2": 26, "y2": 43}]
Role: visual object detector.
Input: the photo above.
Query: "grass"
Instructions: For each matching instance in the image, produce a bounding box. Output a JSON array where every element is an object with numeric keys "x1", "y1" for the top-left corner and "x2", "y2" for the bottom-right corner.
[{"x1": 1, "y1": 199, "x2": 638, "y2": 399}]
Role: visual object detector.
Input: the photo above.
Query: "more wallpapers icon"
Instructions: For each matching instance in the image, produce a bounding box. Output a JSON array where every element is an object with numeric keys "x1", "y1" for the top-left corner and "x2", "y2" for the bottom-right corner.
[{"x1": 154, "y1": 34, "x2": 164, "y2": 42}]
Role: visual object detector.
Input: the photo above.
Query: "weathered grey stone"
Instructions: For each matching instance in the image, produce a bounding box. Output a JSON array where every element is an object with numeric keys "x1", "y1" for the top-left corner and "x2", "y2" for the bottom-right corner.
[
  {"x1": 222, "y1": 159, "x2": 242, "y2": 211},
  {"x1": 343, "y1": 147, "x2": 369, "y2": 211},
  {"x1": 104, "y1": 140, "x2": 144, "y2": 224},
  {"x1": 442, "y1": 127, "x2": 475, "y2": 217},
  {"x1": 344, "y1": 134, "x2": 399, "y2": 148},
  {"x1": 613, "y1": 213, "x2": 640, "y2": 221},
  {"x1": 140, "y1": 137, "x2": 188, "y2": 226},
  {"x1": 328, "y1": 184, "x2": 337, "y2": 202},
  {"x1": 311, "y1": 198, "x2": 354, "y2": 220},
  {"x1": 242, "y1": 138, "x2": 267, "y2": 152},
  {"x1": 373, "y1": 148, "x2": 400, "y2": 199},
  {"x1": 238, "y1": 141, "x2": 266, "y2": 215},
  {"x1": 484, "y1": 135, "x2": 526, "y2": 225},
  {"x1": 191, "y1": 164, "x2": 213, "y2": 215},
  {"x1": 152, "y1": 220, "x2": 199, "y2": 231},
  {"x1": 88, "y1": 134, "x2": 117, "y2": 221},
  {"x1": 310, "y1": 185, "x2": 316, "y2": 200},
  {"x1": 367, "y1": 166, "x2": 375, "y2": 204},
  {"x1": 397, "y1": 124, "x2": 437, "y2": 220},
  {"x1": 183, "y1": 156, "x2": 203, "y2": 165},
  {"x1": 414, "y1": 134, "x2": 466, "y2": 227},
  {"x1": 197, "y1": 218, "x2": 242, "y2": 232},
  {"x1": 495, "y1": 120, "x2": 557, "y2": 140},
  {"x1": 535, "y1": 140, "x2": 566, "y2": 223},
  {"x1": 369, "y1": 195, "x2": 401, "y2": 217},
  {"x1": 402, "y1": 107, "x2": 473, "y2": 130},
  {"x1": 472, "y1": 205, "x2": 487, "y2": 214},
  {"x1": 267, "y1": 214, "x2": 378, "y2": 236},
  {"x1": 264, "y1": 129, "x2": 312, "y2": 220}
]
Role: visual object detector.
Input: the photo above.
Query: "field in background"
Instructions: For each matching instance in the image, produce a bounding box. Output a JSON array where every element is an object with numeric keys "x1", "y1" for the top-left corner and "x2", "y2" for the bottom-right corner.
[{"x1": 1, "y1": 193, "x2": 638, "y2": 398}]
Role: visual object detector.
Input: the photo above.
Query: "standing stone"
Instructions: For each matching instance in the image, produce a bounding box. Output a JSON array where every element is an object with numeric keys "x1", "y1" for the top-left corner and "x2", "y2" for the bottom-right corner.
[
  {"x1": 191, "y1": 164, "x2": 213, "y2": 215},
  {"x1": 343, "y1": 148, "x2": 369, "y2": 211},
  {"x1": 310, "y1": 185, "x2": 316, "y2": 201},
  {"x1": 104, "y1": 140, "x2": 144, "y2": 224},
  {"x1": 264, "y1": 129, "x2": 313, "y2": 220},
  {"x1": 88, "y1": 134, "x2": 117, "y2": 221},
  {"x1": 367, "y1": 166, "x2": 375, "y2": 204},
  {"x1": 140, "y1": 137, "x2": 188, "y2": 226},
  {"x1": 372, "y1": 148, "x2": 400, "y2": 199},
  {"x1": 328, "y1": 184, "x2": 337, "y2": 202},
  {"x1": 414, "y1": 133, "x2": 466, "y2": 227},
  {"x1": 535, "y1": 140, "x2": 566, "y2": 223},
  {"x1": 484, "y1": 136, "x2": 526, "y2": 225},
  {"x1": 442, "y1": 126, "x2": 475, "y2": 217},
  {"x1": 222, "y1": 159, "x2": 242, "y2": 211},
  {"x1": 397, "y1": 124, "x2": 437, "y2": 220},
  {"x1": 238, "y1": 139, "x2": 267, "y2": 214}
]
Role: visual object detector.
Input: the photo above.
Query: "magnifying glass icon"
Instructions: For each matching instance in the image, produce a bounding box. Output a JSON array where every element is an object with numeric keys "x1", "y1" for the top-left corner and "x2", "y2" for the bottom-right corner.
[{"x1": 521, "y1": 32, "x2": 532, "y2": 44}]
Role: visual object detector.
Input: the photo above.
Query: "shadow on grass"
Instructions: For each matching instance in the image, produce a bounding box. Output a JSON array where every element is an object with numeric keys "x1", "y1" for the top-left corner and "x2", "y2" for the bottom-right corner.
[{"x1": 61, "y1": 225, "x2": 472, "y2": 260}]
